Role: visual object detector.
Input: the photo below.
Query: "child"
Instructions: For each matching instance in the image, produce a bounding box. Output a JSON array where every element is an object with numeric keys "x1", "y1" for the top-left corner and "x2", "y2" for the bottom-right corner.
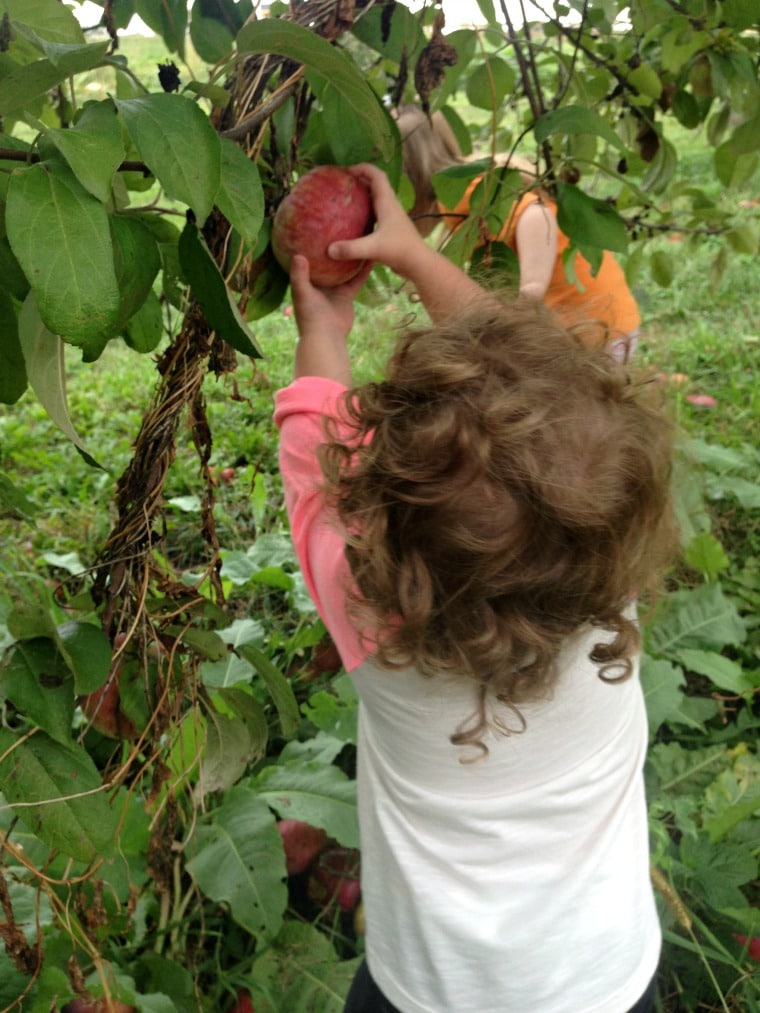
[
  {"x1": 395, "y1": 104, "x2": 641, "y2": 363},
  {"x1": 273, "y1": 163, "x2": 676, "y2": 1012}
]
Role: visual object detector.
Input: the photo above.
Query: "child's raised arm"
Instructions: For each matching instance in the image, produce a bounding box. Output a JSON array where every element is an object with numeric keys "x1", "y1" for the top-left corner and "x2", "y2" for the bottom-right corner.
[{"x1": 328, "y1": 163, "x2": 489, "y2": 323}]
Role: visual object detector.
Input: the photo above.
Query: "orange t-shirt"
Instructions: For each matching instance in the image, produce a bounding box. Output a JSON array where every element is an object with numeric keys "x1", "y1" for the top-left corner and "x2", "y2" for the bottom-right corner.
[{"x1": 440, "y1": 184, "x2": 640, "y2": 341}]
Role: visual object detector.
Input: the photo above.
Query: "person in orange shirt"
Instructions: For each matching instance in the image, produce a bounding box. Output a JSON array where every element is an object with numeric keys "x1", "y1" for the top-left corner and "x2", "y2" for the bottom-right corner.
[{"x1": 395, "y1": 105, "x2": 640, "y2": 362}]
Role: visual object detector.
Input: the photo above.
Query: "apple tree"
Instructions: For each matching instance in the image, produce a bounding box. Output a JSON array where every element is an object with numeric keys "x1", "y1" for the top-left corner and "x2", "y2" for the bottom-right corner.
[{"x1": 0, "y1": 0, "x2": 758, "y2": 1008}]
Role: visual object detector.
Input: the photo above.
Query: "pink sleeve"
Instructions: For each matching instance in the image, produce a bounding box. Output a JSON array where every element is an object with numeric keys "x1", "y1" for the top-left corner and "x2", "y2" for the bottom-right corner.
[{"x1": 273, "y1": 377, "x2": 373, "y2": 672}]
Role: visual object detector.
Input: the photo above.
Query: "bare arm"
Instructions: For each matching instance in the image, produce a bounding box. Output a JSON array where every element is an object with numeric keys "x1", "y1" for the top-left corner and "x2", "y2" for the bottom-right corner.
[
  {"x1": 514, "y1": 199, "x2": 557, "y2": 301},
  {"x1": 327, "y1": 163, "x2": 488, "y2": 323},
  {"x1": 290, "y1": 254, "x2": 372, "y2": 383}
]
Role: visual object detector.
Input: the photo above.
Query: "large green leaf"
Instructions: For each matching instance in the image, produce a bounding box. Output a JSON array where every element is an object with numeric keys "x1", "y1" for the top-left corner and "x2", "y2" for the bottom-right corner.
[
  {"x1": 646, "y1": 583, "x2": 747, "y2": 657},
  {"x1": 252, "y1": 760, "x2": 359, "y2": 848},
  {"x1": 186, "y1": 789, "x2": 286, "y2": 941},
  {"x1": 17, "y1": 294, "x2": 100, "y2": 465},
  {"x1": 115, "y1": 94, "x2": 221, "y2": 224},
  {"x1": 238, "y1": 643, "x2": 299, "y2": 736},
  {"x1": 56, "y1": 620, "x2": 112, "y2": 695},
  {"x1": 0, "y1": 289, "x2": 26, "y2": 404},
  {"x1": 250, "y1": 921, "x2": 361, "y2": 1013},
  {"x1": 109, "y1": 213, "x2": 162, "y2": 339},
  {"x1": 534, "y1": 104, "x2": 626, "y2": 153},
  {"x1": 555, "y1": 181, "x2": 629, "y2": 254},
  {"x1": 0, "y1": 20, "x2": 108, "y2": 115},
  {"x1": 43, "y1": 98, "x2": 126, "y2": 203},
  {"x1": 216, "y1": 137, "x2": 265, "y2": 249},
  {"x1": 195, "y1": 712, "x2": 253, "y2": 798},
  {"x1": 0, "y1": 728, "x2": 118, "y2": 862},
  {"x1": 466, "y1": 55, "x2": 516, "y2": 110},
  {"x1": 178, "y1": 218, "x2": 264, "y2": 358},
  {"x1": 7, "y1": 162, "x2": 120, "y2": 345},
  {"x1": 237, "y1": 19, "x2": 394, "y2": 161},
  {"x1": 3, "y1": 0, "x2": 85, "y2": 44},
  {"x1": 0, "y1": 638, "x2": 75, "y2": 745}
]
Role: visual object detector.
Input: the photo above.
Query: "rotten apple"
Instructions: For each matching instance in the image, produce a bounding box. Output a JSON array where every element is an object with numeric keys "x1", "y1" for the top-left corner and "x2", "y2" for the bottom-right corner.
[
  {"x1": 271, "y1": 165, "x2": 374, "y2": 288},
  {"x1": 307, "y1": 845, "x2": 361, "y2": 914}
]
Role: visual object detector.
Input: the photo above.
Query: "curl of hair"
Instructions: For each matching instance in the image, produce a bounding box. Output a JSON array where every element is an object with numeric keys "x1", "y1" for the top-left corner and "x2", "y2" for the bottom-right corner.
[{"x1": 320, "y1": 300, "x2": 678, "y2": 748}]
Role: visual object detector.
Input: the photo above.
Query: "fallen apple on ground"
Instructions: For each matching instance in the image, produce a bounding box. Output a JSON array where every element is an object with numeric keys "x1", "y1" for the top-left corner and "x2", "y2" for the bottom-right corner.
[{"x1": 271, "y1": 165, "x2": 374, "y2": 288}]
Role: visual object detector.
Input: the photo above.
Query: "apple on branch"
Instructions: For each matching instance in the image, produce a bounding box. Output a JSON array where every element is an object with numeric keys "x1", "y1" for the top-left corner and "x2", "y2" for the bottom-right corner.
[{"x1": 271, "y1": 165, "x2": 375, "y2": 288}]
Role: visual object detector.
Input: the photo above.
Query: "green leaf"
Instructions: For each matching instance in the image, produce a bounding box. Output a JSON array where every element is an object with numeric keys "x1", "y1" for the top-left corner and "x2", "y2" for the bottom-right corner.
[
  {"x1": 189, "y1": 12, "x2": 235, "y2": 64},
  {"x1": 534, "y1": 105, "x2": 625, "y2": 153},
  {"x1": 628, "y1": 64, "x2": 662, "y2": 101},
  {"x1": 0, "y1": 35, "x2": 108, "y2": 115},
  {"x1": 12, "y1": 24, "x2": 109, "y2": 76},
  {"x1": 714, "y1": 145, "x2": 759, "y2": 188},
  {"x1": 0, "y1": 728, "x2": 118, "y2": 862},
  {"x1": 350, "y1": 3, "x2": 427, "y2": 63},
  {"x1": 7, "y1": 163, "x2": 120, "y2": 345},
  {"x1": 123, "y1": 288, "x2": 164, "y2": 354},
  {"x1": 555, "y1": 182, "x2": 628, "y2": 254},
  {"x1": 640, "y1": 655, "x2": 696, "y2": 733},
  {"x1": 186, "y1": 789, "x2": 286, "y2": 941},
  {"x1": 300, "y1": 674, "x2": 358, "y2": 745},
  {"x1": 0, "y1": 289, "x2": 26, "y2": 404},
  {"x1": 178, "y1": 218, "x2": 264, "y2": 358},
  {"x1": 0, "y1": 472, "x2": 36, "y2": 520},
  {"x1": 647, "y1": 583, "x2": 747, "y2": 657},
  {"x1": 4, "y1": 0, "x2": 86, "y2": 44},
  {"x1": 306, "y1": 74, "x2": 391, "y2": 165},
  {"x1": 253, "y1": 760, "x2": 359, "y2": 848},
  {"x1": 56, "y1": 620, "x2": 112, "y2": 695},
  {"x1": 134, "y1": 0, "x2": 188, "y2": 56},
  {"x1": 250, "y1": 921, "x2": 361, "y2": 1013},
  {"x1": 177, "y1": 626, "x2": 228, "y2": 662},
  {"x1": 237, "y1": 19, "x2": 394, "y2": 161},
  {"x1": 43, "y1": 98, "x2": 125, "y2": 203},
  {"x1": 216, "y1": 138, "x2": 265, "y2": 249},
  {"x1": 17, "y1": 294, "x2": 101, "y2": 466},
  {"x1": 0, "y1": 638, "x2": 74, "y2": 745},
  {"x1": 109, "y1": 213, "x2": 162, "y2": 338},
  {"x1": 238, "y1": 643, "x2": 300, "y2": 738},
  {"x1": 466, "y1": 56, "x2": 516, "y2": 110},
  {"x1": 676, "y1": 648, "x2": 754, "y2": 695},
  {"x1": 195, "y1": 712, "x2": 252, "y2": 798},
  {"x1": 683, "y1": 531, "x2": 729, "y2": 580},
  {"x1": 115, "y1": 93, "x2": 221, "y2": 224}
]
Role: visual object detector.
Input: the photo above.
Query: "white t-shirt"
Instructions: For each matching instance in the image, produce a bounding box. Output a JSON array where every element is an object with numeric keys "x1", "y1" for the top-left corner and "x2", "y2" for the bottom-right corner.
[{"x1": 275, "y1": 376, "x2": 661, "y2": 1013}]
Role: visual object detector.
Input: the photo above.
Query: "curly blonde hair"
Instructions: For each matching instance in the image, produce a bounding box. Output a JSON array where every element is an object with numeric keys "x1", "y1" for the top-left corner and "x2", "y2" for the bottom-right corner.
[{"x1": 320, "y1": 300, "x2": 676, "y2": 749}]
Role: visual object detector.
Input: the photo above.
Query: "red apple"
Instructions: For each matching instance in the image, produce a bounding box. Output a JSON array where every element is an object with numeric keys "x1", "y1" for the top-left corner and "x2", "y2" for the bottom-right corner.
[
  {"x1": 735, "y1": 934, "x2": 760, "y2": 962},
  {"x1": 277, "y1": 818, "x2": 329, "y2": 875},
  {"x1": 229, "y1": 989, "x2": 255, "y2": 1013},
  {"x1": 271, "y1": 166, "x2": 374, "y2": 288}
]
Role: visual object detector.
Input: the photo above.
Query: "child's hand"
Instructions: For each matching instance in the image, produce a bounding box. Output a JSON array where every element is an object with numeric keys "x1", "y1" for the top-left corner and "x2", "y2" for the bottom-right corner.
[
  {"x1": 328, "y1": 163, "x2": 488, "y2": 323},
  {"x1": 290, "y1": 253, "x2": 371, "y2": 384},
  {"x1": 327, "y1": 163, "x2": 426, "y2": 278}
]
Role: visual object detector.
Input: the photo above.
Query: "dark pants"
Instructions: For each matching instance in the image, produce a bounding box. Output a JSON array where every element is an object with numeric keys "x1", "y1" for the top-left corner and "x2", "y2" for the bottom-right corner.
[{"x1": 343, "y1": 958, "x2": 658, "y2": 1013}]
